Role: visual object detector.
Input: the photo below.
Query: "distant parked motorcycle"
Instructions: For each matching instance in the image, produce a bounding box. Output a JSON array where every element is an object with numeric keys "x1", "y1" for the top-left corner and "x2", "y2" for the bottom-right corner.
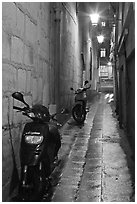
[
  {"x1": 12, "y1": 92, "x2": 66, "y2": 201},
  {"x1": 70, "y1": 81, "x2": 91, "y2": 124}
]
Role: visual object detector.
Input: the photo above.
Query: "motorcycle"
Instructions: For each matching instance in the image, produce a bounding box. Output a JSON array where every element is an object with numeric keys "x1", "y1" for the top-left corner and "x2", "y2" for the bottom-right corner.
[
  {"x1": 70, "y1": 82, "x2": 91, "y2": 124},
  {"x1": 11, "y1": 92, "x2": 66, "y2": 201}
]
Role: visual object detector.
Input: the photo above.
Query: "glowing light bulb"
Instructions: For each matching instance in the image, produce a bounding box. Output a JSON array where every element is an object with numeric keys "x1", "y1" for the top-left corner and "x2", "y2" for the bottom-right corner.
[
  {"x1": 90, "y1": 13, "x2": 99, "y2": 25},
  {"x1": 97, "y1": 35, "x2": 104, "y2": 43}
]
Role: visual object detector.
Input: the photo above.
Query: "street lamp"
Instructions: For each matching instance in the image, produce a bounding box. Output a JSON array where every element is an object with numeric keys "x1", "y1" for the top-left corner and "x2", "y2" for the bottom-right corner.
[
  {"x1": 97, "y1": 35, "x2": 104, "y2": 43},
  {"x1": 90, "y1": 13, "x2": 100, "y2": 26}
]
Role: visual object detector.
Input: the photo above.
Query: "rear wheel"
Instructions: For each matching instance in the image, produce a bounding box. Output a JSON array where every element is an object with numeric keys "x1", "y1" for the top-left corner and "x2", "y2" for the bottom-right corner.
[{"x1": 72, "y1": 104, "x2": 86, "y2": 123}]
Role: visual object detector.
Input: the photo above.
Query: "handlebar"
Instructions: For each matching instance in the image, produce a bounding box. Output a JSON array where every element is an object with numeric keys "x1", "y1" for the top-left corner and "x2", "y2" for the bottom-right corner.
[
  {"x1": 13, "y1": 106, "x2": 31, "y2": 116},
  {"x1": 13, "y1": 105, "x2": 67, "y2": 123},
  {"x1": 13, "y1": 106, "x2": 25, "y2": 111},
  {"x1": 75, "y1": 86, "x2": 91, "y2": 94},
  {"x1": 71, "y1": 85, "x2": 91, "y2": 95}
]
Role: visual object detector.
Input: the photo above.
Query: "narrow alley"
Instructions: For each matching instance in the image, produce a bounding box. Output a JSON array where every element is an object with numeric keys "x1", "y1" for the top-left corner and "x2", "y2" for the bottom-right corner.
[
  {"x1": 42, "y1": 93, "x2": 134, "y2": 202},
  {"x1": 2, "y1": 2, "x2": 135, "y2": 202}
]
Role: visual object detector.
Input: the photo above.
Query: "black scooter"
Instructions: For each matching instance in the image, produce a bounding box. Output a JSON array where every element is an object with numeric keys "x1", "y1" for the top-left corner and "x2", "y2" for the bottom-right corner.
[
  {"x1": 12, "y1": 92, "x2": 66, "y2": 201},
  {"x1": 70, "y1": 83, "x2": 91, "y2": 124}
]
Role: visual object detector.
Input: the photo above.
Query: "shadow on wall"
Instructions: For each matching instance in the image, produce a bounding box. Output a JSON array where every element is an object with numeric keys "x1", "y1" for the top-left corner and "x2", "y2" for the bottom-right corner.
[{"x1": 6, "y1": 119, "x2": 20, "y2": 200}]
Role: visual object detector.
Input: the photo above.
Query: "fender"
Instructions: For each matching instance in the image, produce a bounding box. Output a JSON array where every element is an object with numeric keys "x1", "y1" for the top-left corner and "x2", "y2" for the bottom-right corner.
[{"x1": 74, "y1": 100, "x2": 85, "y2": 107}]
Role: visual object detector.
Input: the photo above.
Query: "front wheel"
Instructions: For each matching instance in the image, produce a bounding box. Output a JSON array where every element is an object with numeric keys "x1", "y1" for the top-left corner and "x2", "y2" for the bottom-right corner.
[
  {"x1": 72, "y1": 104, "x2": 86, "y2": 124},
  {"x1": 19, "y1": 163, "x2": 51, "y2": 201}
]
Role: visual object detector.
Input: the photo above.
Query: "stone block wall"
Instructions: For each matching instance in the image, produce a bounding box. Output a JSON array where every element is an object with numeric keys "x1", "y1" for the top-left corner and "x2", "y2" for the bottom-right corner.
[
  {"x1": 2, "y1": 2, "x2": 83, "y2": 201},
  {"x1": 2, "y1": 2, "x2": 51, "y2": 201}
]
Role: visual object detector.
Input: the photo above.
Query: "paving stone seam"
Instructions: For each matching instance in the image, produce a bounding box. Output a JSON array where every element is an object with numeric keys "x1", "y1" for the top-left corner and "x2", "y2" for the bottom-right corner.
[
  {"x1": 100, "y1": 99, "x2": 105, "y2": 202},
  {"x1": 51, "y1": 94, "x2": 134, "y2": 202},
  {"x1": 53, "y1": 103, "x2": 98, "y2": 201},
  {"x1": 75, "y1": 99, "x2": 103, "y2": 201},
  {"x1": 52, "y1": 96, "x2": 102, "y2": 201}
]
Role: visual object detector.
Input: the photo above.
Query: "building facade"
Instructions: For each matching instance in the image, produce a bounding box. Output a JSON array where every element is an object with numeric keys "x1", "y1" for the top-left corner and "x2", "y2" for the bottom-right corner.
[
  {"x1": 2, "y1": 2, "x2": 96, "y2": 200},
  {"x1": 110, "y1": 2, "x2": 135, "y2": 155}
]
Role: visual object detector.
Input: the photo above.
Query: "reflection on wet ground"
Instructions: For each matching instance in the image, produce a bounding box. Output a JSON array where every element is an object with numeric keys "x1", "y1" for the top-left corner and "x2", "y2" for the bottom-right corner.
[
  {"x1": 41, "y1": 95, "x2": 100, "y2": 201},
  {"x1": 50, "y1": 93, "x2": 134, "y2": 202}
]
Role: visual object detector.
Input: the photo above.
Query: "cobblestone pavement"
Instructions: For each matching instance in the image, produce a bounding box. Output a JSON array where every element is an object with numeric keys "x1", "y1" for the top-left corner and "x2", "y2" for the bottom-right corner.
[{"x1": 49, "y1": 93, "x2": 135, "y2": 202}]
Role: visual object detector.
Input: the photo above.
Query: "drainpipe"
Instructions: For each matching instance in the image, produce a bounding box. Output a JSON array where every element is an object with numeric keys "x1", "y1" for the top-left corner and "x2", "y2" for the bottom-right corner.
[{"x1": 54, "y1": 3, "x2": 61, "y2": 111}]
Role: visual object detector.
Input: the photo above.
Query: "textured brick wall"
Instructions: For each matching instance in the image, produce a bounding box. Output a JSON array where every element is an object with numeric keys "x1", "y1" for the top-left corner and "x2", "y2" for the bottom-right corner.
[
  {"x1": 2, "y1": 2, "x2": 51, "y2": 200},
  {"x1": 2, "y1": 2, "x2": 83, "y2": 201}
]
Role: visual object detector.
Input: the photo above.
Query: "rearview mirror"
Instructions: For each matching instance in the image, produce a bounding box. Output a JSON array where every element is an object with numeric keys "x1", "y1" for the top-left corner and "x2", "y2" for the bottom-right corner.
[
  {"x1": 12, "y1": 92, "x2": 29, "y2": 107},
  {"x1": 12, "y1": 92, "x2": 24, "y2": 101},
  {"x1": 84, "y1": 80, "x2": 89, "y2": 85}
]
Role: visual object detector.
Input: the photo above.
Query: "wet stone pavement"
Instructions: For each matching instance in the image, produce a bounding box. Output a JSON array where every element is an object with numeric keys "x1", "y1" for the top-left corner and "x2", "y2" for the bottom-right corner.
[{"x1": 42, "y1": 93, "x2": 135, "y2": 202}]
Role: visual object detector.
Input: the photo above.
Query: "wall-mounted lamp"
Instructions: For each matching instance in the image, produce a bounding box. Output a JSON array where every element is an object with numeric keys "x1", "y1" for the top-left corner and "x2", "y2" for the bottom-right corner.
[
  {"x1": 90, "y1": 13, "x2": 100, "y2": 26},
  {"x1": 97, "y1": 35, "x2": 104, "y2": 43},
  {"x1": 107, "y1": 62, "x2": 112, "y2": 66}
]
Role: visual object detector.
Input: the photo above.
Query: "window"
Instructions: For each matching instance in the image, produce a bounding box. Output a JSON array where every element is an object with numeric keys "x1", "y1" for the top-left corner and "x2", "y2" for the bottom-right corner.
[
  {"x1": 101, "y1": 21, "x2": 106, "y2": 27},
  {"x1": 100, "y1": 48, "x2": 106, "y2": 57},
  {"x1": 100, "y1": 65, "x2": 106, "y2": 70}
]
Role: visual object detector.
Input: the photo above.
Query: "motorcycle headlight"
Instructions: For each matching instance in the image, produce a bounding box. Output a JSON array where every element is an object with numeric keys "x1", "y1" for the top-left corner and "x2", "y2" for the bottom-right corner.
[{"x1": 25, "y1": 135, "x2": 44, "y2": 144}]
